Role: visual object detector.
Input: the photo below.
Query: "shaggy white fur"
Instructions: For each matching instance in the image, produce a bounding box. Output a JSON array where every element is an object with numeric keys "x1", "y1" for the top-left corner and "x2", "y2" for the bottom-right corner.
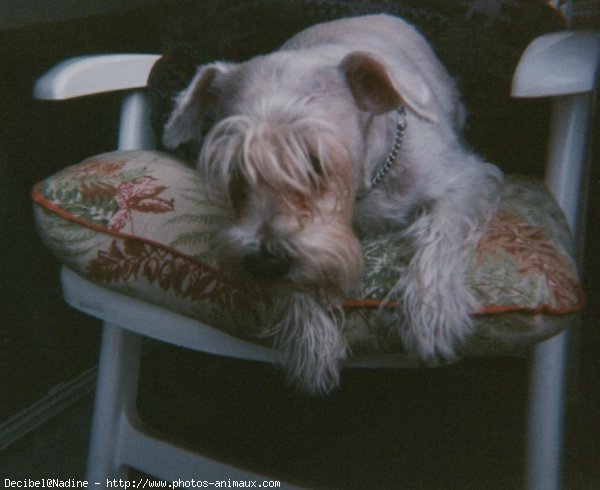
[{"x1": 163, "y1": 14, "x2": 503, "y2": 394}]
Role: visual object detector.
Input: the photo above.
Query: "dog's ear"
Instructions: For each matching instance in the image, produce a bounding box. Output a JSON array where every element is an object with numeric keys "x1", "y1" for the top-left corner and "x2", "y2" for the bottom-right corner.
[
  {"x1": 340, "y1": 52, "x2": 436, "y2": 122},
  {"x1": 162, "y1": 62, "x2": 234, "y2": 149}
]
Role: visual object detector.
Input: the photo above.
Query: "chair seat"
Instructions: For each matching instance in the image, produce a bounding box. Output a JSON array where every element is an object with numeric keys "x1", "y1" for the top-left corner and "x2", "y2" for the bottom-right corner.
[{"x1": 32, "y1": 150, "x2": 583, "y2": 365}]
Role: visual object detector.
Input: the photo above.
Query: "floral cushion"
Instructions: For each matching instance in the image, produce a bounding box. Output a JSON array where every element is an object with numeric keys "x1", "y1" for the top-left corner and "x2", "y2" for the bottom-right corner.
[{"x1": 32, "y1": 151, "x2": 584, "y2": 362}]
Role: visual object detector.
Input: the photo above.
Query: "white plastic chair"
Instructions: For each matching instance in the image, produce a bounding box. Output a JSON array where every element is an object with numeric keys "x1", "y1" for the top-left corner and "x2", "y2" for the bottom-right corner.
[{"x1": 34, "y1": 29, "x2": 600, "y2": 490}]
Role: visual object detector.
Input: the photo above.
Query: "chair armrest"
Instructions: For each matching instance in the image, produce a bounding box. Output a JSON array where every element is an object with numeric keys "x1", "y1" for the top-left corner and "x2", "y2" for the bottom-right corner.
[
  {"x1": 511, "y1": 30, "x2": 600, "y2": 98},
  {"x1": 511, "y1": 31, "x2": 599, "y2": 254},
  {"x1": 33, "y1": 54, "x2": 161, "y2": 100}
]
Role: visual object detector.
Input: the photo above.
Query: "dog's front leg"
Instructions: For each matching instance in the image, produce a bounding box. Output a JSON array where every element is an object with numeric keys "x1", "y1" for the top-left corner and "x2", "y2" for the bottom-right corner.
[
  {"x1": 390, "y1": 201, "x2": 481, "y2": 364},
  {"x1": 270, "y1": 292, "x2": 347, "y2": 395}
]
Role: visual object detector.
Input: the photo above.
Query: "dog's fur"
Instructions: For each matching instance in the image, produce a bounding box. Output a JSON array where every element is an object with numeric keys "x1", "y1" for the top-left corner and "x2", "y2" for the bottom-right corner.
[{"x1": 163, "y1": 14, "x2": 502, "y2": 394}]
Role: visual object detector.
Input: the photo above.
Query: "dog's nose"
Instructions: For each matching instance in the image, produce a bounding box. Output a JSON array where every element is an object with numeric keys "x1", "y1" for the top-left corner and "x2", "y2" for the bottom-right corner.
[{"x1": 243, "y1": 245, "x2": 291, "y2": 280}]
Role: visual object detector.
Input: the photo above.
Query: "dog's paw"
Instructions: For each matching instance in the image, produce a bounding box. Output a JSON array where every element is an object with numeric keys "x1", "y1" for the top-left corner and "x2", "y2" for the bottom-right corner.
[
  {"x1": 395, "y1": 266, "x2": 475, "y2": 365},
  {"x1": 398, "y1": 316, "x2": 466, "y2": 366},
  {"x1": 404, "y1": 310, "x2": 472, "y2": 365}
]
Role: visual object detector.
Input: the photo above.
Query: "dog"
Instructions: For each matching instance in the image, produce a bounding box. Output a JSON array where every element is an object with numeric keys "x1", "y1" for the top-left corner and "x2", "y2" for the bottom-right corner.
[{"x1": 162, "y1": 14, "x2": 503, "y2": 395}]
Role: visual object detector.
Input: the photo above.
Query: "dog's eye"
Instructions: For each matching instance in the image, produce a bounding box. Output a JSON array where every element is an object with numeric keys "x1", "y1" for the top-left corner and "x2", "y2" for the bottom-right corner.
[
  {"x1": 309, "y1": 154, "x2": 324, "y2": 177},
  {"x1": 228, "y1": 167, "x2": 248, "y2": 214}
]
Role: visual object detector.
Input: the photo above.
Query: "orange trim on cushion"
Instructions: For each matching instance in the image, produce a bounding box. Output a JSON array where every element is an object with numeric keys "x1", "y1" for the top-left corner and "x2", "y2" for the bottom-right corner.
[
  {"x1": 341, "y1": 299, "x2": 398, "y2": 309},
  {"x1": 31, "y1": 182, "x2": 224, "y2": 279},
  {"x1": 33, "y1": 181, "x2": 585, "y2": 316},
  {"x1": 340, "y1": 288, "x2": 585, "y2": 316},
  {"x1": 474, "y1": 291, "x2": 586, "y2": 316}
]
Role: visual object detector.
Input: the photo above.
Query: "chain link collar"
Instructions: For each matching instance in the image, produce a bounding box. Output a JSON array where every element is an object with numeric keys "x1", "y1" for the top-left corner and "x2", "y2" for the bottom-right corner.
[{"x1": 356, "y1": 105, "x2": 407, "y2": 200}]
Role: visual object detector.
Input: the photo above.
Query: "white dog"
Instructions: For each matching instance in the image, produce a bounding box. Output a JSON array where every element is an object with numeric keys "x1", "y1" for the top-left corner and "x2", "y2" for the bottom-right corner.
[{"x1": 163, "y1": 14, "x2": 502, "y2": 394}]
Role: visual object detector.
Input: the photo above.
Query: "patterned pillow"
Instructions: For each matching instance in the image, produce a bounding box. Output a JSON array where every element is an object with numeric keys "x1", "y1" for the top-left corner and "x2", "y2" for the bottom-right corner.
[{"x1": 32, "y1": 151, "x2": 584, "y2": 363}]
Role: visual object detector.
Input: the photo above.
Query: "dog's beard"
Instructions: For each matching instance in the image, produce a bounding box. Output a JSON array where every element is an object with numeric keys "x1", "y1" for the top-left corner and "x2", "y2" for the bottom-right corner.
[
  {"x1": 268, "y1": 292, "x2": 347, "y2": 395},
  {"x1": 216, "y1": 221, "x2": 362, "y2": 394}
]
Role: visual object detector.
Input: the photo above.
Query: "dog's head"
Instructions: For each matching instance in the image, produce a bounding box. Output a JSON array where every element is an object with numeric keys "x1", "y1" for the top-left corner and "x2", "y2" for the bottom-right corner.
[{"x1": 162, "y1": 50, "x2": 433, "y2": 299}]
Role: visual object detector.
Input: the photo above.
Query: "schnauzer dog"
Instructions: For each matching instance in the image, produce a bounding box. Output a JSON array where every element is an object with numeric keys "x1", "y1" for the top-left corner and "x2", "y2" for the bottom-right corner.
[{"x1": 163, "y1": 14, "x2": 502, "y2": 394}]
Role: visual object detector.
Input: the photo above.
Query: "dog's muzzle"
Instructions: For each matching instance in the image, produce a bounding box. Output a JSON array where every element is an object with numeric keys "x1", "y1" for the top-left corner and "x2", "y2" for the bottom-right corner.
[{"x1": 243, "y1": 244, "x2": 292, "y2": 280}]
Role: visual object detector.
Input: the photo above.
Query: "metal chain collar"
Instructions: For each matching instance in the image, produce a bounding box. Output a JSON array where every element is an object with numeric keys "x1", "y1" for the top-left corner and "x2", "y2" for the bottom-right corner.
[{"x1": 357, "y1": 105, "x2": 407, "y2": 200}]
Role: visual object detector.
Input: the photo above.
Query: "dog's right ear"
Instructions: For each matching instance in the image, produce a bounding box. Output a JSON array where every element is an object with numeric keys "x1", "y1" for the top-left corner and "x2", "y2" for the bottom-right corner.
[
  {"x1": 162, "y1": 62, "x2": 234, "y2": 149},
  {"x1": 340, "y1": 52, "x2": 437, "y2": 122}
]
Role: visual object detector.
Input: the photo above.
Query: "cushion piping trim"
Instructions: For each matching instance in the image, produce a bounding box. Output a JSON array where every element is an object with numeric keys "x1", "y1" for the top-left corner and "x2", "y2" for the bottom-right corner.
[
  {"x1": 32, "y1": 182, "x2": 585, "y2": 316},
  {"x1": 32, "y1": 182, "x2": 227, "y2": 281}
]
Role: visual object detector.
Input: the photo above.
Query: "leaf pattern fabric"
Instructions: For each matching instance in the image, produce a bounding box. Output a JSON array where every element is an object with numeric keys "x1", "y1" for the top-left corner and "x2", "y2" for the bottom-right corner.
[{"x1": 32, "y1": 151, "x2": 583, "y2": 360}]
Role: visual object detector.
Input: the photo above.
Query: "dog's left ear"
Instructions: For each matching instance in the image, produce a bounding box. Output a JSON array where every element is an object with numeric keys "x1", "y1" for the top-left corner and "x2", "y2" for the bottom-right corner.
[
  {"x1": 162, "y1": 62, "x2": 235, "y2": 149},
  {"x1": 340, "y1": 52, "x2": 437, "y2": 122}
]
